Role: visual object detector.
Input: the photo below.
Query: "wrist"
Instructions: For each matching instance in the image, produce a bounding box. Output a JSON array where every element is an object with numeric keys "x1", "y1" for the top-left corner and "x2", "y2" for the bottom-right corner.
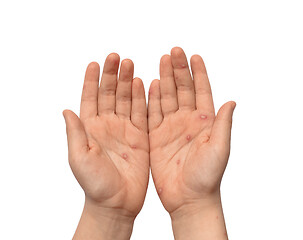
[
  {"x1": 170, "y1": 191, "x2": 221, "y2": 220},
  {"x1": 170, "y1": 192, "x2": 228, "y2": 240},
  {"x1": 73, "y1": 198, "x2": 135, "y2": 240}
]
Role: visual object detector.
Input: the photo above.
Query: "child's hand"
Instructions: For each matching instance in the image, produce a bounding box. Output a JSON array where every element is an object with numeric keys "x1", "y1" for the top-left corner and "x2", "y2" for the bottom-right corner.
[
  {"x1": 63, "y1": 54, "x2": 149, "y2": 239},
  {"x1": 148, "y1": 47, "x2": 235, "y2": 239}
]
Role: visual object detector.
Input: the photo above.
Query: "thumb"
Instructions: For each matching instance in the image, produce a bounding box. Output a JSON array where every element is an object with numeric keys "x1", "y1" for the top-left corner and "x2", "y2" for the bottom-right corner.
[
  {"x1": 63, "y1": 110, "x2": 88, "y2": 155},
  {"x1": 210, "y1": 101, "x2": 236, "y2": 148}
]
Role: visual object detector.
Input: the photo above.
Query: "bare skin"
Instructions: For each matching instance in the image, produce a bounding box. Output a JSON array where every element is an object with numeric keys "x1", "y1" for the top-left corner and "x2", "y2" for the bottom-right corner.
[
  {"x1": 63, "y1": 54, "x2": 149, "y2": 240},
  {"x1": 148, "y1": 47, "x2": 236, "y2": 239}
]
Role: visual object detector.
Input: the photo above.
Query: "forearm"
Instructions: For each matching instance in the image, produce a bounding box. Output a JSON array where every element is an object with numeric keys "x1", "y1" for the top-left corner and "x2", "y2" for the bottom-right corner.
[
  {"x1": 73, "y1": 199, "x2": 135, "y2": 240},
  {"x1": 170, "y1": 193, "x2": 228, "y2": 240}
]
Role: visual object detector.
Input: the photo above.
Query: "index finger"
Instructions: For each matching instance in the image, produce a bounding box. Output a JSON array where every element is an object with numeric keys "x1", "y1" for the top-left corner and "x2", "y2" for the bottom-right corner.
[
  {"x1": 190, "y1": 55, "x2": 215, "y2": 115},
  {"x1": 80, "y1": 62, "x2": 100, "y2": 119}
]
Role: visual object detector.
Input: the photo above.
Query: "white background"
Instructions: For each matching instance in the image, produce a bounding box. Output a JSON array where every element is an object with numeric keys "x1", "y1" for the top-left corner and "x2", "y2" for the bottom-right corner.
[{"x1": 0, "y1": 0, "x2": 302, "y2": 239}]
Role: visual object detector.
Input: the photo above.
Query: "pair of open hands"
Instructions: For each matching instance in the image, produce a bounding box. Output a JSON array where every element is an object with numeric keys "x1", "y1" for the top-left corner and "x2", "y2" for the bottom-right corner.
[{"x1": 63, "y1": 47, "x2": 235, "y2": 239}]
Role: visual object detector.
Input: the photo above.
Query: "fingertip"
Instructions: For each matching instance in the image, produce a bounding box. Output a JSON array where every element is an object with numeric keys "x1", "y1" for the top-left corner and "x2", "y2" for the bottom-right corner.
[
  {"x1": 121, "y1": 58, "x2": 134, "y2": 67},
  {"x1": 231, "y1": 101, "x2": 237, "y2": 112},
  {"x1": 190, "y1": 54, "x2": 203, "y2": 64},
  {"x1": 62, "y1": 109, "x2": 72, "y2": 119},
  {"x1": 149, "y1": 79, "x2": 160, "y2": 95},
  {"x1": 216, "y1": 101, "x2": 237, "y2": 124},
  {"x1": 225, "y1": 101, "x2": 236, "y2": 110},
  {"x1": 132, "y1": 77, "x2": 145, "y2": 94},
  {"x1": 133, "y1": 77, "x2": 143, "y2": 85},
  {"x1": 62, "y1": 109, "x2": 67, "y2": 117},
  {"x1": 160, "y1": 54, "x2": 171, "y2": 63},
  {"x1": 232, "y1": 101, "x2": 237, "y2": 110},
  {"x1": 105, "y1": 53, "x2": 120, "y2": 66},
  {"x1": 160, "y1": 55, "x2": 174, "y2": 79},
  {"x1": 171, "y1": 46, "x2": 184, "y2": 56},
  {"x1": 119, "y1": 59, "x2": 134, "y2": 76},
  {"x1": 151, "y1": 79, "x2": 160, "y2": 86},
  {"x1": 107, "y1": 52, "x2": 120, "y2": 61},
  {"x1": 103, "y1": 54, "x2": 119, "y2": 75},
  {"x1": 190, "y1": 55, "x2": 207, "y2": 75},
  {"x1": 170, "y1": 47, "x2": 189, "y2": 69},
  {"x1": 63, "y1": 110, "x2": 72, "y2": 129},
  {"x1": 87, "y1": 61, "x2": 100, "y2": 71}
]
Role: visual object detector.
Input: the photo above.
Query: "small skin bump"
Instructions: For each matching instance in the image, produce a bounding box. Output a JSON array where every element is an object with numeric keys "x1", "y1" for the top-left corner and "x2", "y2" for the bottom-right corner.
[
  {"x1": 122, "y1": 153, "x2": 128, "y2": 160},
  {"x1": 131, "y1": 145, "x2": 137, "y2": 149},
  {"x1": 158, "y1": 188, "x2": 163, "y2": 195},
  {"x1": 186, "y1": 135, "x2": 191, "y2": 141},
  {"x1": 180, "y1": 64, "x2": 187, "y2": 68},
  {"x1": 200, "y1": 114, "x2": 207, "y2": 120},
  {"x1": 177, "y1": 159, "x2": 180, "y2": 165}
]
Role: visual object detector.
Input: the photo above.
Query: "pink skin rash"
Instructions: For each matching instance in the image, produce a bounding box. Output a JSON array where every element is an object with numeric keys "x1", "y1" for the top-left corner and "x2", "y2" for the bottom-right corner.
[
  {"x1": 200, "y1": 114, "x2": 207, "y2": 119},
  {"x1": 180, "y1": 64, "x2": 187, "y2": 68},
  {"x1": 122, "y1": 153, "x2": 128, "y2": 160},
  {"x1": 177, "y1": 159, "x2": 181, "y2": 165},
  {"x1": 131, "y1": 145, "x2": 137, "y2": 149},
  {"x1": 185, "y1": 115, "x2": 207, "y2": 143}
]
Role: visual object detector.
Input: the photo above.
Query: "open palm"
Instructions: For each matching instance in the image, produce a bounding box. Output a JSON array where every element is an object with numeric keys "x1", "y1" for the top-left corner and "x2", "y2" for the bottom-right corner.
[
  {"x1": 148, "y1": 47, "x2": 236, "y2": 214},
  {"x1": 63, "y1": 54, "x2": 149, "y2": 217}
]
